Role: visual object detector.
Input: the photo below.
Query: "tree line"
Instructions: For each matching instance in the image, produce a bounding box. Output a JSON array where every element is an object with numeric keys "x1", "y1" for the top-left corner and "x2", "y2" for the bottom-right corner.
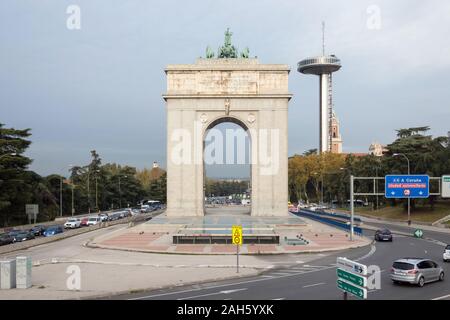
[
  {"x1": 288, "y1": 127, "x2": 450, "y2": 210},
  {"x1": 0, "y1": 123, "x2": 166, "y2": 227}
]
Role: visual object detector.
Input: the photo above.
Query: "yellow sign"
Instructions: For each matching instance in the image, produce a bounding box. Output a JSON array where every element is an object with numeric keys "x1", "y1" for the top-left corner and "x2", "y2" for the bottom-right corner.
[{"x1": 232, "y1": 225, "x2": 243, "y2": 245}]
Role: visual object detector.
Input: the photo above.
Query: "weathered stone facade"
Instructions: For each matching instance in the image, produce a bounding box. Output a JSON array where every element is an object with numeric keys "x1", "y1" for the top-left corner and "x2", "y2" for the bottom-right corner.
[{"x1": 164, "y1": 58, "x2": 292, "y2": 217}]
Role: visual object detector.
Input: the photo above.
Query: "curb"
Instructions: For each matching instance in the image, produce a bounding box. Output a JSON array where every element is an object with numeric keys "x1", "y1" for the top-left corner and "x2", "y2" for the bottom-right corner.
[{"x1": 85, "y1": 237, "x2": 372, "y2": 256}]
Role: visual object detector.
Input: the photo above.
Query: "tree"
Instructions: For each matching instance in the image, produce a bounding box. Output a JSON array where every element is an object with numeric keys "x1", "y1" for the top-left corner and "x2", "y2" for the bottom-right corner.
[{"x1": 0, "y1": 124, "x2": 33, "y2": 226}]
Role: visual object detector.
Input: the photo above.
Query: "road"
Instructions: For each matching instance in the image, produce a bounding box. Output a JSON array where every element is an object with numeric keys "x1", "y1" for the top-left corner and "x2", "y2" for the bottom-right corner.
[{"x1": 111, "y1": 221, "x2": 450, "y2": 300}]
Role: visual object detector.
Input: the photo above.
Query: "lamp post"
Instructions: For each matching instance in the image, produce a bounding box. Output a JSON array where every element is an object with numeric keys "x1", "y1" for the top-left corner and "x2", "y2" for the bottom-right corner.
[
  {"x1": 393, "y1": 153, "x2": 411, "y2": 226},
  {"x1": 119, "y1": 175, "x2": 127, "y2": 208},
  {"x1": 95, "y1": 169, "x2": 100, "y2": 212},
  {"x1": 69, "y1": 165, "x2": 74, "y2": 216},
  {"x1": 87, "y1": 168, "x2": 91, "y2": 214}
]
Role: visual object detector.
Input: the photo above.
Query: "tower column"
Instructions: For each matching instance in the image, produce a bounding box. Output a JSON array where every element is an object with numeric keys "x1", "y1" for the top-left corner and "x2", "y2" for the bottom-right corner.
[{"x1": 319, "y1": 73, "x2": 330, "y2": 153}]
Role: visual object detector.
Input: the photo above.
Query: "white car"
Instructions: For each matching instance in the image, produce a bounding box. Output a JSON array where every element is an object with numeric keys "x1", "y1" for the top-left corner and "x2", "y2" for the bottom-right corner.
[
  {"x1": 444, "y1": 245, "x2": 450, "y2": 262},
  {"x1": 86, "y1": 217, "x2": 101, "y2": 226},
  {"x1": 64, "y1": 218, "x2": 81, "y2": 229}
]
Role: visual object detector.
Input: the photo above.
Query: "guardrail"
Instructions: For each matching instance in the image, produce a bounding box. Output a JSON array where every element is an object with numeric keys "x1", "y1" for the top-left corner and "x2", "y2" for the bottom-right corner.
[
  {"x1": 309, "y1": 209, "x2": 362, "y2": 223},
  {"x1": 294, "y1": 209, "x2": 363, "y2": 236}
]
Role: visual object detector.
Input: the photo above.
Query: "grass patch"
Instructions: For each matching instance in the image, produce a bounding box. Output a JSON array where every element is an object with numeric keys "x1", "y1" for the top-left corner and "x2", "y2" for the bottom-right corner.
[{"x1": 356, "y1": 201, "x2": 450, "y2": 223}]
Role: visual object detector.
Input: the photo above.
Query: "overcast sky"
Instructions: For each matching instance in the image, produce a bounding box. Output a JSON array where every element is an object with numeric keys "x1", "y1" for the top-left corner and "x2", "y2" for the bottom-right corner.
[{"x1": 1, "y1": 0, "x2": 450, "y2": 178}]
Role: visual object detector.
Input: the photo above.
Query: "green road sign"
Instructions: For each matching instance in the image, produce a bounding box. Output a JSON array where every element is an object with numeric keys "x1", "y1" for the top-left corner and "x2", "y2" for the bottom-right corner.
[
  {"x1": 414, "y1": 229, "x2": 424, "y2": 238},
  {"x1": 337, "y1": 268, "x2": 367, "y2": 288},
  {"x1": 337, "y1": 279, "x2": 367, "y2": 299}
]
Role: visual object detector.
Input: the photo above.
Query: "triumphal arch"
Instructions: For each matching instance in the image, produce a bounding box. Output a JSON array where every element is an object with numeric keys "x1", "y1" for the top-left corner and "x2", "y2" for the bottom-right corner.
[{"x1": 163, "y1": 29, "x2": 292, "y2": 217}]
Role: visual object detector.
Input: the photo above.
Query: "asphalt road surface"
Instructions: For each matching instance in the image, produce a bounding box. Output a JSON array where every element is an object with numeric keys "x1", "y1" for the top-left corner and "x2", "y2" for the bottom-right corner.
[{"x1": 111, "y1": 222, "x2": 450, "y2": 300}]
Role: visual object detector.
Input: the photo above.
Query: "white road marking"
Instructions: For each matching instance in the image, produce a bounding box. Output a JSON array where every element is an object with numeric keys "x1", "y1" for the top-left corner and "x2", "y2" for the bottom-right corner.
[
  {"x1": 355, "y1": 244, "x2": 377, "y2": 262},
  {"x1": 128, "y1": 263, "x2": 341, "y2": 300},
  {"x1": 178, "y1": 288, "x2": 247, "y2": 300},
  {"x1": 260, "y1": 275, "x2": 274, "y2": 278},
  {"x1": 302, "y1": 282, "x2": 326, "y2": 288},
  {"x1": 278, "y1": 269, "x2": 307, "y2": 273},
  {"x1": 272, "y1": 298, "x2": 285, "y2": 300},
  {"x1": 270, "y1": 273, "x2": 292, "y2": 276},
  {"x1": 432, "y1": 293, "x2": 450, "y2": 301}
]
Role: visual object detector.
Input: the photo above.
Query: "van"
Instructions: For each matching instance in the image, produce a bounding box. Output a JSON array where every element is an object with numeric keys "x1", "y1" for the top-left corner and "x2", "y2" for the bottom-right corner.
[{"x1": 86, "y1": 217, "x2": 101, "y2": 226}]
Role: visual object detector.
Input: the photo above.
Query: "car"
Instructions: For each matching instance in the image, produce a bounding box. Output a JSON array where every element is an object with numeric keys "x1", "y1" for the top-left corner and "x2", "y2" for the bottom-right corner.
[
  {"x1": 390, "y1": 258, "x2": 445, "y2": 287},
  {"x1": 0, "y1": 233, "x2": 14, "y2": 246},
  {"x1": 64, "y1": 218, "x2": 81, "y2": 229},
  {"x1": 43, "y1": 225, "x2": 64, "y2": 237},
  {"x1": 98, "y1": 213, "x2": 109, "y2": 222},
  {"x1": 30, "y1": 225, "x2": 46, "y2": 236},
  {"x1": 7, "y1": 229, "x2": 21, "y2": 239},
  {"x1": 86, "y1": 216, "x2": 101, "y2": 226},
  {"x1": 375, "y1": 229, "x2": 393, "y2": 242},
  {"x1": 443, "y1": 245, "x2": 450, "y2": 262},
  {"x1": 12, "y1": 231, "x2": 35, "y2": 242},
  {"x1": 80, "y1": 217, "x2": 89, "y2": 227}
]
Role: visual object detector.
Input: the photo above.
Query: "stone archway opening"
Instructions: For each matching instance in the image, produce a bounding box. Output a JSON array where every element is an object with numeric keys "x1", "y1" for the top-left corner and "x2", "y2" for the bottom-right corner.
[{"x1": 203, "y1": 117, "x2": 251, "y2": 216}]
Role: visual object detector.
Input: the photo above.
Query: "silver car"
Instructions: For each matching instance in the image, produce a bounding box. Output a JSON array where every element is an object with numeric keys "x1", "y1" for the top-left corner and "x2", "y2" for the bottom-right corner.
[{"x1": 390, "y1": 258, "x2": 445, "y2": 287}]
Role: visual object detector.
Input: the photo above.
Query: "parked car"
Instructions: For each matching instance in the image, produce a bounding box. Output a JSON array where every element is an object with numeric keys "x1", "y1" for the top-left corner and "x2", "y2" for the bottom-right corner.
[
  {"x1": 13, "y1": 231, "x2": 35, "y2": 242},
  {"x1": 390, "y1": 258, "x2": 445, "y2": 287},
  {"x1": 0, "y1": 233, "x2": 14, "y2": 246},
  {"x1": 7, "y1": 229, "x2": 21, "y2": 238},
  {"x1": 86, "y1": 216, "x2": 101, "y2": 226},
  {"x1": 98, "y1": 213, "x2": 109, "y2": 222},
  {"x1": 80, "y1": 217, "x2": 89, "y2": 227},
  {"x1": 375, "y1": 229, "x2": 393, "y2": 242},
  {"x1": 64, "y1": 218, "x2": 81, "y2": 229},
  {"x1": 30, "y1": 225, "x2": 46, "y2": 236},
  {"x1": 43, "y1": 225, "x2": 64, "y2": 237},
  {"x1": 443, "y1": 245, "x2": 450, "y2": 262}
]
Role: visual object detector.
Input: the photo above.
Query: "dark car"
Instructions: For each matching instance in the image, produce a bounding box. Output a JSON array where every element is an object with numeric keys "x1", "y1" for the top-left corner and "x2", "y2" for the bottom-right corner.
[
  {"x1": 30, "y1": 225, "x2": 46, "y2": 236},
  {"x1": 43, "y1": 225, "x2": 64, "y2": 237},
  {"x1": 375, "y1": 229, "x2": 393, "y2": 242},
  {"x1": 0, "y1": 233, "x2": 14, "y2": 246},
  {"x1": 7, "y1": 229, "x2": 21, "y2": 238},
  {"x1": 13, "y1": 231, "x2": 35, "y2": 242}
]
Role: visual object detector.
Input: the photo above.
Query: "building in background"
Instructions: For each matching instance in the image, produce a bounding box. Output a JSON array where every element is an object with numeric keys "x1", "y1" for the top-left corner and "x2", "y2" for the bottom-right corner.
[
  {"x1": 369, "y1": 142, "x2": 388, "y2": 157},
  {"x1": 330, "y1": 111, "x2": 343, "y2": 154}
]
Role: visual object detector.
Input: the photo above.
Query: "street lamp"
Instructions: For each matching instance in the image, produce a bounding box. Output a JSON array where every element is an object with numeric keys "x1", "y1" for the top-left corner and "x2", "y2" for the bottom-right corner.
[
  {"x1": 95, "y1": 169, "x2": 100, "y2": 212},
  {"x1": 118, "y1": 175, "x2": 127, "y2": 208},
  {"x1": 69, "y1": 165, "x2": 75, "y2": 216},
  {"x1": 393, "y1": 153, "x2": 411, "y2": 226}
]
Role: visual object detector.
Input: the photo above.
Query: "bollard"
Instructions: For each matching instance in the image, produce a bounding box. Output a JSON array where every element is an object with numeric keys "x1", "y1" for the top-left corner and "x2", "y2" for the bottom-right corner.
[
  {"x1": 0, "y1": 260, "x2": 17, "y2": 289},
  {"x1": 16, "y1": 256, "x2": 32, "y2": 289}
]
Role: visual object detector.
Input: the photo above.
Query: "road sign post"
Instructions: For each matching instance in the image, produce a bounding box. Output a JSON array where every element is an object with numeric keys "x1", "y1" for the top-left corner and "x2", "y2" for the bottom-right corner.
[
  {"x1": 232, "y1": 225, "x2": 243, "y2": 273},
  {"x1": 336, "y1": 257, "x2": 368, "y2": 300},
  {"x1": 414, "y1": 229, "x2": 424, "y2": 238},
  {"x1": 385, "y1": 175, "x2": 429, "y2": 226},
  {"x1": 442, "y1": 176, "x2": 450, "y2": 198}
]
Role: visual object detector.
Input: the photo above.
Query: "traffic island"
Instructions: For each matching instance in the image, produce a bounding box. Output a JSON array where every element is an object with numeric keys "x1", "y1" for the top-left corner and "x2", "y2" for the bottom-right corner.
[{"x1": 87, "y1": 213, "x2": 372, "y2": 255}]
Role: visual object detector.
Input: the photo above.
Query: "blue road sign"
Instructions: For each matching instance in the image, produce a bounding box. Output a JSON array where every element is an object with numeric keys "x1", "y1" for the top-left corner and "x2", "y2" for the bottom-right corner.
[{"x1": 385, "y1": 175, "x2": 429, "y2": 199}]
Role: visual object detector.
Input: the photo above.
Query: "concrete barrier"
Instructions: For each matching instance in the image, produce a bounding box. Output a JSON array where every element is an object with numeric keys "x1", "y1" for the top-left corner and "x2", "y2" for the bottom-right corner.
[{"x1": 0, "y1": 259, "x2": 16, "y2": 289}]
